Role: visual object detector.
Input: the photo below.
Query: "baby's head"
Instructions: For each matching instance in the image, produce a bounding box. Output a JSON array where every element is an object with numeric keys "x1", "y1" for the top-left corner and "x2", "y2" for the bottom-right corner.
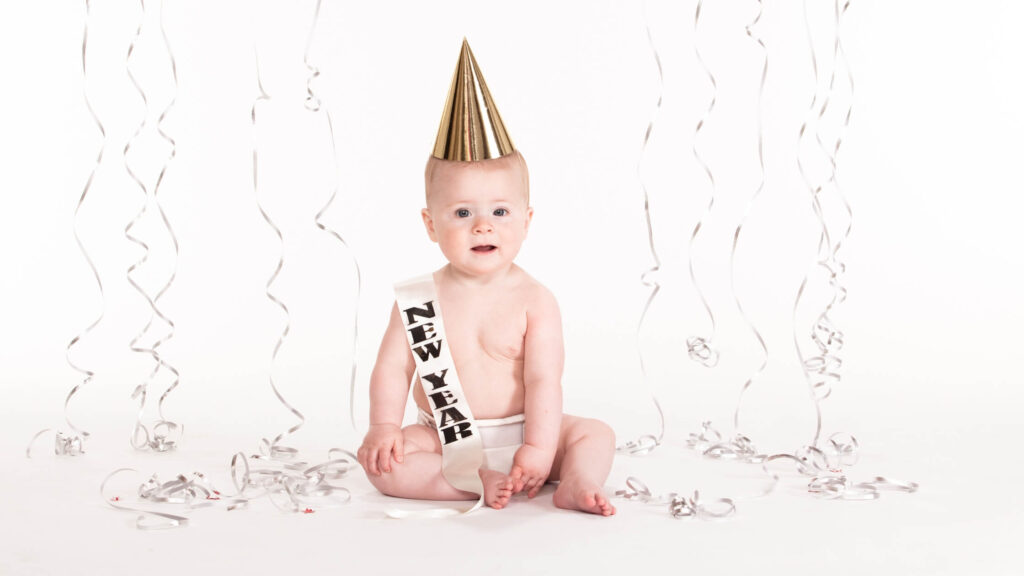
[
  {"x1": 425, "y1": 150, "x2": 529, "y2": 205},
  {"x1": 422, "y1": 151, "x2": 532, "y2": 276},
  {"x1": 423, "y1": 40, "x2": 531, "y2": 276}
]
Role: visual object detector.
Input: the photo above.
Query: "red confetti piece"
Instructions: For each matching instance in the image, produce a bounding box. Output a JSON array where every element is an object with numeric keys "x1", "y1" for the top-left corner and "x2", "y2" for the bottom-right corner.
[
  {"x1": 303, "y1": 508, "x2": 314, "y2": 514},
  {"x1": 111, "y1": 496, "x2": 120, "y2": 502}
]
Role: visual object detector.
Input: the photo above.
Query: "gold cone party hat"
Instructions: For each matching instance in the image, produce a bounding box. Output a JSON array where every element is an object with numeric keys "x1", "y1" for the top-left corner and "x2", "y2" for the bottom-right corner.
[{"x1": 432, "y1": 38, "x2": 515, "y2": 161}]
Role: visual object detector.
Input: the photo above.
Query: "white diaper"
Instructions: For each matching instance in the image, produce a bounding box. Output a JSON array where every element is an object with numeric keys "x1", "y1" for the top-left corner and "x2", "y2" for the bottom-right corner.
[{"x1": 418, "y1": 408, "x2": 524, "y2": 474}]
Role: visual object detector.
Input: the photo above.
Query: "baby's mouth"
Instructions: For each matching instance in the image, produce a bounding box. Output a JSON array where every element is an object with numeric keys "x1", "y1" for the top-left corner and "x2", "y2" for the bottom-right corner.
[{"x1": 472, "y1": 245, "x2": 497, "y2": 253}]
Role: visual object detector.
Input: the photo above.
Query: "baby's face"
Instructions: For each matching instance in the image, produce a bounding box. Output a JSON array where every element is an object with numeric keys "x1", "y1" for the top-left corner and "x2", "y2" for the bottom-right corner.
[{"x1": 422, "y1": 158, "x2": 532, "y2": 279}]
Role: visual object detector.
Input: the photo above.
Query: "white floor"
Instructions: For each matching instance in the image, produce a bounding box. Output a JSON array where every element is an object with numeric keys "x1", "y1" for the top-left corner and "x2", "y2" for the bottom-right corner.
[{"x1": 3, "y1": 390, "x2": 1017, "y2": 576}]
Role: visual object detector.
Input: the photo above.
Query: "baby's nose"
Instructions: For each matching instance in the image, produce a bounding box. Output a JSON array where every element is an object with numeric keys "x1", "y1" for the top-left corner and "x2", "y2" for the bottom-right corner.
[{"x1": 473, "y1": 216, "x2": 494, "y2": 233}]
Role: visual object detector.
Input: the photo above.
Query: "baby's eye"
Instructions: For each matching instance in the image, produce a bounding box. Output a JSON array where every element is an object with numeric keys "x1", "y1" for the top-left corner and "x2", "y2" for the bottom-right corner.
[
  {"x1": 456, "y1": 209, "x2": 471, "y2": 218},
  {"x1": 493, "y1": 208, "x2": 508, "y2": 217}
]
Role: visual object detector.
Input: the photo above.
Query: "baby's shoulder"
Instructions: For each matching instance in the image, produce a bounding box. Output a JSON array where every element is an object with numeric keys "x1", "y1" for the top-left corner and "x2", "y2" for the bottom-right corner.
[{"x1": 509, "y1": 266, "x2": 559, "y2": 314}]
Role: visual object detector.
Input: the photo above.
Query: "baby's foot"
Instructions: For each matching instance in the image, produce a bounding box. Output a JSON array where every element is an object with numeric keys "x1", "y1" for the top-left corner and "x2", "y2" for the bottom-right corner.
[
  {"x1": 479, "y1": 468, "x2": 515, "y2": 510},
  {"x1": 553, "y1": 480, "x2": 616, "y2": 516}
]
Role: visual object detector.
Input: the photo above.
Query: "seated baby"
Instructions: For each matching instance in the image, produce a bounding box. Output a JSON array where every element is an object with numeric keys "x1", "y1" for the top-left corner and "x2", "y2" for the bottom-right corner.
[{"x1": 357, "y1": 40, "x2": 616, "y2": 516}]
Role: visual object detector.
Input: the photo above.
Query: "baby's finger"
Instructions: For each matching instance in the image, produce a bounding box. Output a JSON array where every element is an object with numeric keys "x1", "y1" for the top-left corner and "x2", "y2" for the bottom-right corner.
[
  {"x1": 527, "y1": 477, "x2": 546, "y2": 498},
  {"x1": 378, "y1": 445, "x2": 393, "y2": 473},
  {"x1": 523, "y1": 476, "x2": 541, "y2": 497},
  {"x1": 366, "y1": 448, "x2": 380, "y2": 475},
  {"x1": 518, "y1": 475, "x2": 533, "y2": 494},
  {"x1": 393, "y1": 435, "x2": 404, "y2": 464},
  {"x1": 510, "y1": 466, "x2": 525, "y2": 492}
]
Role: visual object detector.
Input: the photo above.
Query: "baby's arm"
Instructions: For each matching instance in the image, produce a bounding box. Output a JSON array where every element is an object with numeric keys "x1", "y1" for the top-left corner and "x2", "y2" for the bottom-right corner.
[
  {"x1": 512, "y1": 287, "x2": 564, "y2": 497},
  {"x1": 357, "y1": 303, "x2": 416, "y2": 476}
]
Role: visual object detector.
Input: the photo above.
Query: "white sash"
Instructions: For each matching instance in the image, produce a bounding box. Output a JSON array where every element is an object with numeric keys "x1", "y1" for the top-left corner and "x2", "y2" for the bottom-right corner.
[{"x1": 388, "y1": 273, "x2": 484, "y2": 518}]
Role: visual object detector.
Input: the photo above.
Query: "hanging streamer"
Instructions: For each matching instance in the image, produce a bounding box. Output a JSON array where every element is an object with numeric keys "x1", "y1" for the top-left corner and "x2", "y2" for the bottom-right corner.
[
  {"x1": 685, "y1": 0, "x2": 719, "y2": 368},
  {"x1": 303, "y1": 0, "x2": 363, "y2": 433},
  {"x1": 124, "y1": 0, "x2": 183, "y2": 452},
  {"x1": 29, "y1": 0, "x2": 106, "y2": 458},
  {"x1": 793, "y1": 0, "x2": 855, "y2": 446},
  {"x1": 728, "y1": 0, "x2": 770, "y2": 434},
  {"x1": 252, "y1": 52, "x2": 305, "y2": 459},
  {"x1": 675, "y1": 1, "x2": 915, "y2": 515},
  {"x1": 122, "y1": 0, "x2": 163, "y2": 449},
  {"x1": 617, "y1": 0, "x2": 665, "y2": 456},
  {"x1": 149, "y1": 0, "x2": 183, "y2": 447}
]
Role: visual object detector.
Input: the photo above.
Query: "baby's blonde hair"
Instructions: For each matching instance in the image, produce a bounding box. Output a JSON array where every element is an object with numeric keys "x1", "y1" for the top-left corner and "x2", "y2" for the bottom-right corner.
[{"x1": 424, "y1": 150, "x2": 530, "y2": 205}]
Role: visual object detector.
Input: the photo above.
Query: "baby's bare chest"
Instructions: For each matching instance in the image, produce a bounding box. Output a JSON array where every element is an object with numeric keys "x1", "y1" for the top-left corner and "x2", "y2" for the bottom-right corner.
[{"x1": 441, "y1": 297, "x2": 527, "y2": 363}]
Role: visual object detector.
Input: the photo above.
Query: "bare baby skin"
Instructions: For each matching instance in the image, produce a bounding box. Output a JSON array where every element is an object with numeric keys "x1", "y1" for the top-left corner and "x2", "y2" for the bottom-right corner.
[{"x1": 357, "y1": 152, "x2": 616, "y2": 515}]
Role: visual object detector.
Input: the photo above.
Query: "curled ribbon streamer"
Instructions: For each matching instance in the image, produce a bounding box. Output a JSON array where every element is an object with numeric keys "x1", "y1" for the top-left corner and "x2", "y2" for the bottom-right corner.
[
  {"x1": 678, "y1": 1, "x2": 916, "y2": 510},
  {"x1": 303, "y1": 0, "x2": 363, "y2": 433},
  {"x1": 810, "y1": 0, "x2": 855, "y2": 263},
  {"x1": 139, "y1": 0, "x2": 184, "y2": 449},
  {"x1": 729, "y1": 1, "x2": 770, "y2": 434},
  {"x1": 301, "y1": 1, "x2": 326, "y2": 114},
  {"x1": 822, "y1": 0, "x2": 855, "y2": 264},
  {"x1": 793, "y1": 0, "x2": 856, "y2": 446},
  {"x1": 33, "y1": 0, "x2": 107, "y2": 455},
  {"x1": 792, "y1": 3, "x2": 834, "y2": 439},
  {"x1": 687, "y1": 422, "x2": 916, "y2": 503},
  {"x1": 120, "y1": 0, "x2": 183, "y2": 453},
  {"x1": 618, "y1": 1, "x2": 665, "y2": 457},
  {"x1": 616, "y1": 477, "x2": 735, "y2": 519},
  {"x1": 26, "y1": 429, "x2": 86, "y2": 458},
  {"x1": 123, "y1": 0, "x2": 183, "y2": 452},
  {"x1": 102, "y1": 468, "x2": 190, "y2": 530},
  {"x1": 252, "y1": 52, "x2": 304, "y2": 457},
  {"x1": 103, "y1": 450, "x2": 357, "y2": 529},
  {"x1": 808, "y1": 475, "x2": 918, "y2": 500},
  {"x1": 686, "y1": 0, "x2": 719, "y2": 368},
  {"x1": 229, "y1": 450, "x2": 355, "y2": 513}
]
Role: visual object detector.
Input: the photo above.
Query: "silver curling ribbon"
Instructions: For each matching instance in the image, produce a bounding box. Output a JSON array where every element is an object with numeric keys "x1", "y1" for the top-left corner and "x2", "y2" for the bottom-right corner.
[{"x1": 617, "y1": 0, "x2": 665, "y2": 457}]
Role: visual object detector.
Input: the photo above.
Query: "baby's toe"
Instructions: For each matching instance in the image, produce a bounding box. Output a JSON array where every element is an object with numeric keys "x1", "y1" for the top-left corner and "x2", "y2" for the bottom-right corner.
[{"x1": 597, "y1": 496, "x2": 616, "y2": 516}]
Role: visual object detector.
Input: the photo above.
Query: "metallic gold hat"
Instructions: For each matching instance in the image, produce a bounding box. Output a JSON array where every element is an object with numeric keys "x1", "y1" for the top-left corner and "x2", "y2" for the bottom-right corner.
[{"x1": 432, "y1": 38, "x2": 515, "y2": 161}]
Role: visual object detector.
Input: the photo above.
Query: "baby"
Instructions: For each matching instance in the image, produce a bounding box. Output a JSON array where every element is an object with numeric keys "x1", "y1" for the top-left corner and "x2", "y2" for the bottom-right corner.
[{"x1": 356, "y1": 40, "x2": 616, "y2": 516}]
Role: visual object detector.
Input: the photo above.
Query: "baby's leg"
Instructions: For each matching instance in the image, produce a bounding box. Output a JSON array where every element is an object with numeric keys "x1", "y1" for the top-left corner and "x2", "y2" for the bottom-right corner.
[
  {"x1": 549, "y1": 415, "x2": 617, "y2": 516},
  {"x1": 366, "y1": 424, "x2": 515, "y2": 509},
  {"x1": 366, "y1": 424, "x2": 474, "y2": 501}
]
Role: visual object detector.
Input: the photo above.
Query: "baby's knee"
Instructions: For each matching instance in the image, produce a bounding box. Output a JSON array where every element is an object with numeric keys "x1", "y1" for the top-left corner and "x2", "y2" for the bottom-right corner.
[
  {"x1": 365, "y1": 466, "x2": 402, "y2": 497},
  {"x1": 568, "y1": 417, "x2": 615, "y2": 449},
  {"x1": 586, "y1": 419, "x2": 616, "y2": 448},
  {"x1": 402, "y1": 424, "x2": 441, "y2": 455},
  {"x1": 368, "y1": 476, "x2": 397, "y2": 498}
]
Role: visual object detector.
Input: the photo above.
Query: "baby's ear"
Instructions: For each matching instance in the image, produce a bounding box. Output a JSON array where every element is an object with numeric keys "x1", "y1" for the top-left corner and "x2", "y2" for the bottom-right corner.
[
  {"x1": 525, "y1": 207, "x2": 534, "y2": 230},
  {"x1": 421, "y1": 208, "x2": 438, "y2": 242}
]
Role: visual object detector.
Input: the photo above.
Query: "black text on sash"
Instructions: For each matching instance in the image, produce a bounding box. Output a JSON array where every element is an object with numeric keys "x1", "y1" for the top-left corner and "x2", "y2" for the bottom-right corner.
[{"x1": 403, "y1": 301, "x2": 474, "y2": 445}]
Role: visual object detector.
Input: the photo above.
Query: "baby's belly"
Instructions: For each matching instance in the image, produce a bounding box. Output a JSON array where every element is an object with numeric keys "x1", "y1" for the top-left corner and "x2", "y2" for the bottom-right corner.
[{"x1": 413, "y1": 363, "x2": 525, "y2": 420}]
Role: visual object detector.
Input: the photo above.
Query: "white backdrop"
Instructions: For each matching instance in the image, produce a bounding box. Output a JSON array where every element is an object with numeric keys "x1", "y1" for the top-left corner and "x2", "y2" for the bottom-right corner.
[{"x1": 1, "y1": 1, "x2": 1022, "y2": 574}]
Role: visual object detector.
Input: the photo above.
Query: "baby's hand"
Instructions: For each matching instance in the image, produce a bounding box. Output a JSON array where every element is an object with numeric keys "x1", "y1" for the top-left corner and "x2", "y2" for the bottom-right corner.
[
  {"x1": 510, "y1": 444, "x2": 554, "y2": 498},
  {"x1": 357, "y1": 424, "x2": 404, "y2": 476}
]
